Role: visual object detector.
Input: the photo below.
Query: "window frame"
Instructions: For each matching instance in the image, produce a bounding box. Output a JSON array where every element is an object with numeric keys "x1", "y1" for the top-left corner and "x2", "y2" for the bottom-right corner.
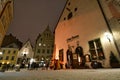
[{"x1": 88, "y1": 38, "x2": 105, "y2": 60}]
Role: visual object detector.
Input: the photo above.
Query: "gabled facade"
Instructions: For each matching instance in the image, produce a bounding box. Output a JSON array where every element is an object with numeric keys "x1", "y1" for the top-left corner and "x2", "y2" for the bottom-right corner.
[
  {"x1": 1, "y1": 34, "x2": 23, "y2": 48},
  {"x1": 34, "y1": 25, "x2": 54, "y2": 62},
  {"x1": 0, "y1": 43, "x2": 20, "y2": 69},
  {"x1": 54, "y1": 0, "x2": 120, "y2": 68},
  {"x1": 0, "y1": 34, "x2": 22, "y2": 69},
  {"x1": 17, "y1": 40, "x2": 34, "y2": 64},
  {"x1": 0, "y1": 0, "x2": 14, "y2": 47}
]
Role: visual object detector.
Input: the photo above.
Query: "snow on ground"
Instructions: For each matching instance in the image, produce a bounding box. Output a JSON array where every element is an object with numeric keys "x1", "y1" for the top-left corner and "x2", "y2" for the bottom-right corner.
[{"x1": 0, "y1": 69, "x2": 120, "y2": 80}]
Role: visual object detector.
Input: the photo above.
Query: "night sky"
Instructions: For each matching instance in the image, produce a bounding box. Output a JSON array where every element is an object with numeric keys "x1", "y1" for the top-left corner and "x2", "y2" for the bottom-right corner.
[{"x1": 7, "y1": 0, "x2": 67, "y2": 45}]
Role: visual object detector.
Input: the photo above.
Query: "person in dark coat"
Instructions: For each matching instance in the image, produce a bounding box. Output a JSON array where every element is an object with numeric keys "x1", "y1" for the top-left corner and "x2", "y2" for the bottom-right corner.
[{"x1": 66, "y1": 47, "x2": 73, "y2": 69}]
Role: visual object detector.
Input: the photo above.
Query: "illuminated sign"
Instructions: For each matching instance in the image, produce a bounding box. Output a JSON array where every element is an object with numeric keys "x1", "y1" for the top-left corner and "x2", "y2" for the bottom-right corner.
[{"x1": 66, "y1": 35, "x2": 79, "y2": 43}]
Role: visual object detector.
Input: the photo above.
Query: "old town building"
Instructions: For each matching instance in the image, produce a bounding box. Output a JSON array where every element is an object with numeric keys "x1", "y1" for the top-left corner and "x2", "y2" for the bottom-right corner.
[
  {"x1": 0, "y1": 34, "x2": 22, "y2": 69},
  {"x1": 34, "y1": 25, "x2": 54, "y2": 63},
  {"x1": 0, "y1": 0, "x2": 13, "y2": 46},
  {"x1": 54, "y1": 0, "x2": 120, "y2": 68},
  {"x1": 17, "y1": 40, "x2": 34, "y2": 68}
]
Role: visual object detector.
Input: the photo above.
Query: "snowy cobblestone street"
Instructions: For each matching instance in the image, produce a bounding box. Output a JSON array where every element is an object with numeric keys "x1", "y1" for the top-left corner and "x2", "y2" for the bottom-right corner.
[{"x1": 0, "y1": 69, "x2": 120, "y2": 80}]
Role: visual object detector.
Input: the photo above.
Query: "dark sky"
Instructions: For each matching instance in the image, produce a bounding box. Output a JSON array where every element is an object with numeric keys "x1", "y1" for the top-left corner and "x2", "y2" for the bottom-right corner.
[{"x1": 7, "y1": 0, "x2": 67, "y2": 45}]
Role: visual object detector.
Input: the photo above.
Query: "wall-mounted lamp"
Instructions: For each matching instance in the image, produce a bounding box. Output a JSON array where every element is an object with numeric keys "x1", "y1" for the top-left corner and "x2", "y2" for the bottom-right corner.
[{"x1": 104, "y1": 32, "x2": 112, "y2": 42}]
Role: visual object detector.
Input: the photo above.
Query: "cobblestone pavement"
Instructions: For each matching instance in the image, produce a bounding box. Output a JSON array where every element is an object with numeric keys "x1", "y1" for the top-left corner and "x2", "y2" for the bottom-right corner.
[{"x1": 0, "y1": 69, "x2": 120, "y2": 80}]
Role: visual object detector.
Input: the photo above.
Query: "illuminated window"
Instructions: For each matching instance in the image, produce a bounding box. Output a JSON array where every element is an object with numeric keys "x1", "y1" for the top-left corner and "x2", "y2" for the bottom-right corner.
[
  {"x1": 23, "y1": 48, "x2": 28, "y2": 54},
  {"x1": 43, "y1": 44, "x2": 46, "y2": 46},
  {"x1": 39, "y1": 43, "x2": 41, "y2": 46},
  {"x1": 88, "y1": 38, "x2": 105, "y2": 60}
]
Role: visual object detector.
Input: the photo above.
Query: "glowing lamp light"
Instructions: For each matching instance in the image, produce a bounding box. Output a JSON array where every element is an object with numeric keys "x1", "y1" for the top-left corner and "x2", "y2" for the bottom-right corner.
[
  {"x1": 2, "y1": 62, "x2": 4, "y2": 64},
  {"x1": 7, "y1": 62, "x2": 10, "y2": 64},
  {"x1": 23, "y1": 51, "x2": 28, "y2": 54},
  {"x1": 0, "y1": 52, "x2": 3, "y2": 55},
  {"x1": 55, "y1": 48, "x2": 59, "y2": 60},
  {"x1": 30, "y1": 58, "x2": 35, "y2": 64},
  {"x1": 78, "y1": 57, "x2": 81, "y2": 62},
  {"x1": 104, "y1": 32, "x2": 112, "y2": 42}
]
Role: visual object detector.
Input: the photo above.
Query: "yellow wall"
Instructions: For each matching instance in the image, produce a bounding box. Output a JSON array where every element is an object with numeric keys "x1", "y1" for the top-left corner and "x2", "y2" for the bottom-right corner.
[{"x1": 0, "y1": 48, "x2": 18, "y2": 66}]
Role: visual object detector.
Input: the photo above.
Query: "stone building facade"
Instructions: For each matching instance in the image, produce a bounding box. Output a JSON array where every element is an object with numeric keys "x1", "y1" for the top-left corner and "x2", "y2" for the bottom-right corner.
[{"x1": 34, "y1": 26, "x2": 54, "y2": 63}]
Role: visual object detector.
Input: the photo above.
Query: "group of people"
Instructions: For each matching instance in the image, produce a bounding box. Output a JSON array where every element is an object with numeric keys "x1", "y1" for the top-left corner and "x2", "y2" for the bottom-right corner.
[{"x1": 27, "y1": 62, "x2": 39, "y2": 70}]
